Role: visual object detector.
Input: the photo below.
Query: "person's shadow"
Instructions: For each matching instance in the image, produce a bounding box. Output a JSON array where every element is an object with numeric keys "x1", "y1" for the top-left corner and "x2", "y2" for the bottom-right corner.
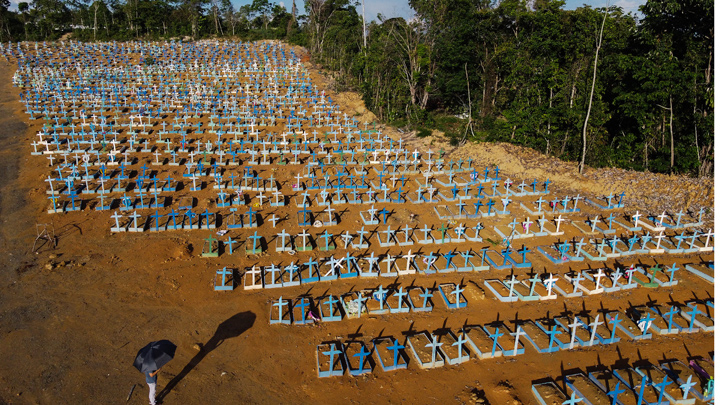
[{"x1": 157, "y1": 311, "x2": 256, "y2": 401}]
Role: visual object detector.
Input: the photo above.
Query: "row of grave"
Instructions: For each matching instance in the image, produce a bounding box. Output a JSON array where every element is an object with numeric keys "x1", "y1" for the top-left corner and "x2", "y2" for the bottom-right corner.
[
  {"x1": 266, "y1": 282, "x2": 465, "y2": 323},
  {"x1": 262, "y1": 263, "x2": 704, "y2": 323},
  {"x1": 43, "y1": 165, "x2": 563, "y2": 206},
  {"x1": 313, "y1": 299, "x2": 713, "y2": 377},
  {"x1": 485, "y1": 263, "x2": 717, "y2": 300},
  {"x1": 532, "y1": 358, "x2": 714, "y2": 404},
  {"x1": 99, "y1": 201, "x2": 711, "y2": 255},
  {"x1": 32, "y1": 136, "x2": 456, "y2": 166},
  {"x1": 214, "y1": 259, "x2": 714, "y2": 292},
  {"x1": 49, "y1": 185, "x2": 711, "y2": 260}
]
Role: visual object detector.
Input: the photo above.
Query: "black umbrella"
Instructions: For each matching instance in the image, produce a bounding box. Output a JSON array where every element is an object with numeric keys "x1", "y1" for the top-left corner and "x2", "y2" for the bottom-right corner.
[{"x1": 133, "y1": 340, "x2": 177, "y2": 373}]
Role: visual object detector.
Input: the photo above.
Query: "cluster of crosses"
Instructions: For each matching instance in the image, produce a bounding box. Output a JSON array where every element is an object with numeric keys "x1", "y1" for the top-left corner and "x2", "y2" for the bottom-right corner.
[
  {"x1": 533, "y1": 357, "x2": 713, "y2": 404},
  {"x1": 313, "y1": 298, "x2": 713, "y2": 377}
]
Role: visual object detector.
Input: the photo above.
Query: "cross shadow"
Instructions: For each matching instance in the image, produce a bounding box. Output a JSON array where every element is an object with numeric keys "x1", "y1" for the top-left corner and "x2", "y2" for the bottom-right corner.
[{"x1": 157, "y1": 311, "x2": 256, "y2": 401}]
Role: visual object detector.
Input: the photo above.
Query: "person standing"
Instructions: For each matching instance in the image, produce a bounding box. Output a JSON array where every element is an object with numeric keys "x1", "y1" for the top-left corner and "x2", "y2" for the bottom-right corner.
[
  {"x1": 134, "y1": 340, "x2": 175, "y2": 405},
  {"x1": 145, "y1": 369, "x2": 160, "y2": 405}
]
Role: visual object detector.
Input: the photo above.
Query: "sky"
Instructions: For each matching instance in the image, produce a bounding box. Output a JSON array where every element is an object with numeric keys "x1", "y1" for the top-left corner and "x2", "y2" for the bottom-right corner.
[{"x1": 233, "y1": 0, "x2": 643, "y2": 21}]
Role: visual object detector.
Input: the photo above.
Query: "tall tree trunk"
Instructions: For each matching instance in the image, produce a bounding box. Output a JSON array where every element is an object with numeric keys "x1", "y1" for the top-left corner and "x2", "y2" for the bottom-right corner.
[
  {"x1": 669, "y1": 96, "x2": 674, "y2": 169},
  {"x1": 361, "y1": 0, "x2": 366, "y2": 48},
  {"x1": 658, "y1": 96, "x2": 674, "y2": 170},
  {"x1": 579, "y1": 6, "x2": 608, "y2": 175},
  {"x1": 93, "y1": 3, "x2": 98, "y2": 41},
  {"x1": 287, "y1": 0, "x2": 297, "y2": 37}
]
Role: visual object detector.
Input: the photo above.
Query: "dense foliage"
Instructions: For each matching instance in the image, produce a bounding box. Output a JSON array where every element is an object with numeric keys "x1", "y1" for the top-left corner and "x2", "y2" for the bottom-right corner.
[{"x1": 0, "y1": 0, "x2": 713, "y2": 176}]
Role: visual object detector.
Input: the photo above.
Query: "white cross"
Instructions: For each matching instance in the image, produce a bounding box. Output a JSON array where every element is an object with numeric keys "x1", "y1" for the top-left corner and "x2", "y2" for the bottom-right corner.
[
  {"x1": 588, "y1": 314, "x2": 602, "y2": 345},
  {"x1": 656, "y1": 211, "x2": 667, "y2": 227},
  {"x1": 703, "y1": 229, "x2": 714, "y2": 248},
  {"x1": 568, "y1": 317, "x2": 582, "y2": 349},
  {"x1": 510, "y1": 326, "x2": 525, "y2": 356},
  {"x1": 544, "y1": 274, "x2": 558, "y2": 297},
  {"x1": 655, "y1": 231, "x2": 665, "y2": 249},
  {"x1": 403, "y1": 250, "x2": 415, "y2": 273},
  {"x1": 593, "y1": 269, "x2": 605, "y2": 292}
]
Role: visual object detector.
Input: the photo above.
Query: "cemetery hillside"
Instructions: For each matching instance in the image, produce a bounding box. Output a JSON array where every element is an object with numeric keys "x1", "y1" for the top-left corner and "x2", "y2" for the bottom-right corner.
[{"x1": 0, "y1": 1, "x2": 714, "y2": 405}]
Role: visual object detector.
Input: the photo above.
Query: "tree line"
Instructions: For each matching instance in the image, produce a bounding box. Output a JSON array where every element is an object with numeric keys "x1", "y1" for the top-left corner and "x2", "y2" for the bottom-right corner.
[{"x1": 0, "y1": 0, "x2": 713, "y2": 176}]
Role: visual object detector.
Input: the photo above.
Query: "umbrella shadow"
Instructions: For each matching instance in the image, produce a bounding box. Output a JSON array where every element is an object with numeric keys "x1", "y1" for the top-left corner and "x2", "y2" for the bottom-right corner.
[{"x1": 157, "y1": 311, "x2": 255, "y2": 401}]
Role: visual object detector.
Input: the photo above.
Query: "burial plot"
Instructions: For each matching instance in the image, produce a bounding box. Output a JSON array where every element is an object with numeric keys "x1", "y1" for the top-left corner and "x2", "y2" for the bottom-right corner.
[
  {"x1": 553, "y1": 316, "x2": 593, "y2": 349},
  {"x1": 214, "y1": 267, "x2": 234, "y2": 291},
  {"x1": 661, "y1": 360, "x2": 714, "y2": 402},
  {"x1": 586, "y1": 369, "x2": 641, "y2": 405},
  {"x1": 406, "y1": 287, "x2": 434, "y2": 312},
  {"x1": 462, "y1": 326, "x2": 503, "y2": 359},
  {"x1": 364, "y1": 286, "x2": 389, "y2": 315},
  {"x1": 511, "y1": 274, "x2": 543, "y2": 301},
  {"x1": 341, "y1": 292, "x2": 367, "y2": 319},
  {"x1": 406, "y1": 332, "x2": 446, "y2": 369},
  {"x1": 318, "y1": 295, "x2": 343, "y2": 322},
  {"x1": 534, "y1": 273, "x2": 560, "y2": 300},
  {"x1": 576, "y1": 314, "x2": 614, "y2": 346},
  {"x1": 535, "y1": 319, "x2": 573, "y2": 351},
  {"x1": 602, "y1": 310, "x2": 640, "y2": 342},
  {"x1": 201, "y1": 234, "x2": 219, "y2": 257},
  {"x1": 552, "y1": 272, "x2": 584, "y2": 298},
  {"x1": 372, "y1": 338, "x2": 408, "y2": 372},
  {"x1": 647, "y1": 304, "x2": 698, "y2": 334},
  {"x1": 634, "y1": 364, "x2": 693, "y2": 405},
  {"x1": 436, "y1": 331, "x2": 472, "y2": 365},
  {"x1": 485, "y1": 322, "x2": 525, "y2": 357},
  {"x1": 677, "y1": 301, "x2": 714, "y2": 332},
  {"x1": 243, "y1": 266, "x2": 264, "y2": 290},
  {"x1": 342, "y1": 340, "x2": 373, "y2": 376},
  {"x1": 612, "y1": 368, "x2": 666, "y2": 405},
  {"x1": 531, "y1": 381, "x2": 570, "y2": 405},
  {"x1": 385, "y1": 287, "x2": 411, "y2": 314},
  {"x1": 574, "y1": 268, "x2": 610, "y2": 295},
  {"x1": 537, "y1": 240, "x2": 573, "y2": 265},
  {"x1": 291, "y1": 297, "x2": 315, "y2": 325},
  {"x1": 269, "y1": 296, "x2": 293, "y2": 325},
  {"x1": 614, "y1": 211, "x2": 644, "y2": 232},
  {"x1": 637, "y1": 212, "x2": 669, "y2": 232},
  {"x1": 484, "y1": 278, "x2": 519, "y2": 302},
  {"x1": 572, "y1": 215, "x2": 617, "y2": 236},
  {"x1": 584, "y1": 192, "x2": 626, "y2": 210},
  {"x1": 684, "y1": 262, "x2": 714, "y2": 284},
  {"x1": 515, "y1": 320, "x2": 557, "y2": 354},
  {"x1": 564, "y1": 373, "x2": 613, "y2": 405},
  {"x1": 316, "y1": 342, "x2": 345, "y2": 378},
  {"x1": 638, "y1": 263, "x2": 678, "y2": 287},
  {"x1": 435, "y1": 283, "x2": 466, "y2": 309}
]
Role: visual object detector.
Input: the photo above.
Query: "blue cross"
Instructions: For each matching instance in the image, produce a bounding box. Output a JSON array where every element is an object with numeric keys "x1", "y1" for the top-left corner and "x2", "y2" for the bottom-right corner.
[
  {"x1": 517, "y1": 245, "x2": 530, "y2": 263},
  {"x1": 562, "y1": 392, "x2": 582, "y2": 405},
  {"x1": 654, "y1": 375, "x2": 671, "y2": 403},
  {"x1": 607, "y1": 381, "x2": 625, "y2": 405},
  {"x1": 387, "y1": 339, "x2": 404, "y2": 367},
  {"x1": 353, "y1": 345, "x2": 372, "y2": 372},
  {"x1": 663, "y1": 306, "x2": 679, "y2": 330},
  {"x1": 420, "y1": 288, "x2": 433, "y2": 309},
  {"x1": 488, "y1": 327, "x2": 502, "y2": 356},
  {"x1": 321, "y1": 344, "x2": 342, "y2": 372},
  {"x1": 608, "y1": 316, "x2": 622, "y2": 341},
  {"x1": 378, "y1": 207, "x2": 390, "y2": 224}
]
